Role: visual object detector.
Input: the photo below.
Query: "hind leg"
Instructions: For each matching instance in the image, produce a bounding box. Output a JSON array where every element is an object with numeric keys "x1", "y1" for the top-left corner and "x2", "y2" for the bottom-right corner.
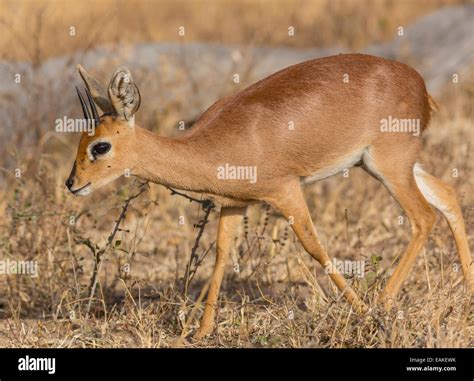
[
  {"x1": 413, "y1": 164, "x2": 473, "y2": 293},
  {"x1": 363, "y1": 146, "x2": 436, "y2": 309}
]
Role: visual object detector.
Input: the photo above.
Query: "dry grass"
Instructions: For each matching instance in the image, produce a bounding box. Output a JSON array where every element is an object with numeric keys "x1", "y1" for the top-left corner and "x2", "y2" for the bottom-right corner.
[
  {"x1": 0, "y1": 0, "x2": 468, "y2": 61},
  {"x1": 0, "y1": 0, "x2": 472, "y2": 348},
  {"x1": 0, "y1": 94, "x2": 472, "y2": 347}
]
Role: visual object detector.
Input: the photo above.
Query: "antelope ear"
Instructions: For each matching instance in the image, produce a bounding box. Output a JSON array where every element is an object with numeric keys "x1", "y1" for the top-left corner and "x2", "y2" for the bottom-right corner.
[
  {"x1": 108, "y1": 66, "x2": 141, "y2": 125},
  {"x1": 77, "y1": 64, "x2": 114, "y2": 114}
]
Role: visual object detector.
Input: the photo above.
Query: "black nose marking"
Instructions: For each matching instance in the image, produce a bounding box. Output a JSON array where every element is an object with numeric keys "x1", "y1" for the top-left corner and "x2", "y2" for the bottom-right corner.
[
  {"x1": 65, "y1": 177, "x2": 74, "y2": 189},
  {"x1": 66, "y1": 162, "x2": 76, "y2": 190}
]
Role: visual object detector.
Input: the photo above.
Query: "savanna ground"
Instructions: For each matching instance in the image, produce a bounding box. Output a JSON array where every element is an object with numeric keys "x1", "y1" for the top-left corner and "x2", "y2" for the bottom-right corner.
[{"x1": 0, "y1": 0, "x2": 472, "y2": 347}]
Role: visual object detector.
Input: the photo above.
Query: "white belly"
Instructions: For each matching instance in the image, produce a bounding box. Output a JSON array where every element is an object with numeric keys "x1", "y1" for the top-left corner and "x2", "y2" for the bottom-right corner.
[{"x1": 301, "y1": 150, "x2": 364, "y2": 184}]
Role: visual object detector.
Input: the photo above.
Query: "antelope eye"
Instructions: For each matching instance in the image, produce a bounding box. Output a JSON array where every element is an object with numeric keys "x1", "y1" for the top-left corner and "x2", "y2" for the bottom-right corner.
[{"x1": 91, "y1": 142, "x2": 111, "y2": 157}]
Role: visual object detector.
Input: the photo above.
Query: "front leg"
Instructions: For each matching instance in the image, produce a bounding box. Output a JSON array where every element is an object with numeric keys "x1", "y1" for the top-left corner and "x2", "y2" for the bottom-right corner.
[{"x1": 194, "y1": 206, "x2": 246, "y2": 340}]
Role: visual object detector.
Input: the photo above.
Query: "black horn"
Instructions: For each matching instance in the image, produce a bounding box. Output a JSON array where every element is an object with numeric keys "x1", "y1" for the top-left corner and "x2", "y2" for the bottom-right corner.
[
  {"x1": 76, "y1": 86, "x2": 91, "y2": 122},
  {"x1": 85, "y1": 87, "x2": 100, "y2": 126}
]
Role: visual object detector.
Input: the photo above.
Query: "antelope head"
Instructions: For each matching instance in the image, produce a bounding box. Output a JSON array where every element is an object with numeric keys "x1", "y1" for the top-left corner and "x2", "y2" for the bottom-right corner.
[{"x1": 65, "y1": 65, "x2": 141, "y2": 196}]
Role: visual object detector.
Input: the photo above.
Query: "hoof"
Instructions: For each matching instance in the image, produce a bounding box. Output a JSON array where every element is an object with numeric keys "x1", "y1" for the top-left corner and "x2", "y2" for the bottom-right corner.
[
  {"x1": 193, "y1": 325, "x2": 214, "y2": 341},
  {"x1": 170, "y1": 336, "x2": 191, "y2": 347},
  {"x1": 378, "y1": 292, "x2": 395, "y2": 313},
  {"x1": 356, "y1": 301, "x2": 370, "y2": 314}
]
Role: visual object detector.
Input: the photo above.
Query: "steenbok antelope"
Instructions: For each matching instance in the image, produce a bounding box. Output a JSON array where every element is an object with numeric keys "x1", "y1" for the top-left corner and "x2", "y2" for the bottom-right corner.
[{"x1": 66, "y1": 54, "x2": 472, "y2": 339}]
